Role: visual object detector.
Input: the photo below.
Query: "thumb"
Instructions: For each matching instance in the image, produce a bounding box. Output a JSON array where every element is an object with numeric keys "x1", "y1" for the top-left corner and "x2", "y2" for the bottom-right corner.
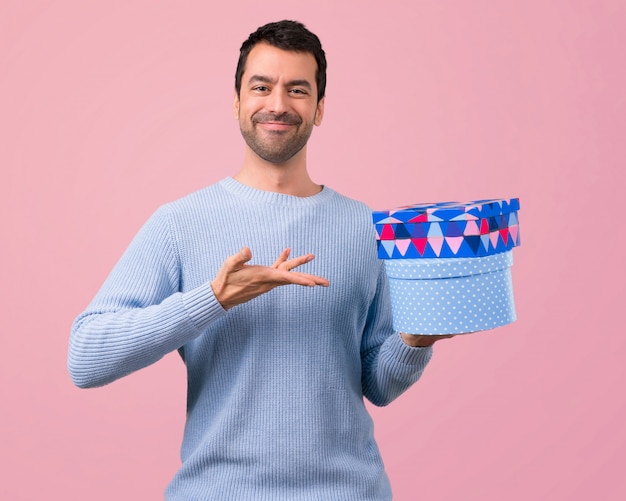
[{"x1": 228, "y1": 246, "x2": 252, "y2": 270}]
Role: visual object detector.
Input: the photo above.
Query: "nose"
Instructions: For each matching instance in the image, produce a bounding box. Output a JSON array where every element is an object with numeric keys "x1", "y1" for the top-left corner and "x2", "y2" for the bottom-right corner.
[{"x1": 266, "y1": 88, "x2": 289, "y2": 114}]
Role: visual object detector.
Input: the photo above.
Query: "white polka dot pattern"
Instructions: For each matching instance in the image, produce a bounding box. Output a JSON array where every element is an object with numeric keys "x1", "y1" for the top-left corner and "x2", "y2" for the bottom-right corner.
[
  {"x1": 384, "y1": 252, "x2": 513, "y2": 279},
  {"x1": 384, "y1": 250, "x2": 516, "y2": 335}
]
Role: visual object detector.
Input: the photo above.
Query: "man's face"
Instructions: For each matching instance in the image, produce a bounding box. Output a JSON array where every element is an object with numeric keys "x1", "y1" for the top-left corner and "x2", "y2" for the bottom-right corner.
[{"x1": 234, "y1": 43, "x2": 324, "y2": 165}]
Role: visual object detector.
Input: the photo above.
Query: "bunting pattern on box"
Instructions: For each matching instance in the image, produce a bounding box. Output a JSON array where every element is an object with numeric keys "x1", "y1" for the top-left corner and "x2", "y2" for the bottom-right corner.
[{"x1": 373, "y1": 198, "x2": 520, "y2": 259}]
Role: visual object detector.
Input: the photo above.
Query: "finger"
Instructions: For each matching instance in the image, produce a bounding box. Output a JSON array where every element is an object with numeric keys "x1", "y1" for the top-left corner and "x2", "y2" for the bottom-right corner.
[
  {"x1": 271, "y1": 248, "x2": 291, "y2": 269},
  {"x1": 226, "y1": 246, "x2": 252, "y2": 271},
  {"x1": 272, "y1": 269, "x2": 330, "y2": 287},
  {"x1": 280, "y1": 253, "x2": 315, "y2": 271}
]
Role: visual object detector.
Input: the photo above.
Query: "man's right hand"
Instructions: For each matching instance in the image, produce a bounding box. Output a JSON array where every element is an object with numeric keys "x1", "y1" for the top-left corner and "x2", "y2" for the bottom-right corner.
[{"x1": 210, "y1": 247, "x2": 330, "y2": 310}]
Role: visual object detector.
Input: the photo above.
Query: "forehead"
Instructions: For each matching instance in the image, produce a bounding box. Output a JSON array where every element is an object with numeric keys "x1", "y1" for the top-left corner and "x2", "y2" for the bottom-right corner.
[{"x1": 243, "y1": 43, "x2": 318, "y2": 85}]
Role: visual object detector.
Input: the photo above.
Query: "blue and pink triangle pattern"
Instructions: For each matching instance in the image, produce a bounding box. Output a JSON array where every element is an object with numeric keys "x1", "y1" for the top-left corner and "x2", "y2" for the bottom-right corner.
[{"x1": 373, "y1": 198, "x2": 521, "y2": 259}]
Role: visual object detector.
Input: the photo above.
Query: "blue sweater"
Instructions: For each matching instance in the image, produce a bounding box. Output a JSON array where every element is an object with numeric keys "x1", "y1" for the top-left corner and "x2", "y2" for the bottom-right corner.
[{"x1": 68, "y1": 177, "x2": 432, "y2": 500}]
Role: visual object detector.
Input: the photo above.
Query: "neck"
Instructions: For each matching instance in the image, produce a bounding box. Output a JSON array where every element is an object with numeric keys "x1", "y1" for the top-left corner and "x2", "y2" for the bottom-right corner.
[{"x1": 234, "y1": 147, "x2": 322, "y2": 197}]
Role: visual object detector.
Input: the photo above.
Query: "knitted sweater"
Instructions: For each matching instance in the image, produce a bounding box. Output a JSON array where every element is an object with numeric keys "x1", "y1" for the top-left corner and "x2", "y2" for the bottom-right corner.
[{"x1": 68, "y1": 177, "x2": 433, "y2": 500}]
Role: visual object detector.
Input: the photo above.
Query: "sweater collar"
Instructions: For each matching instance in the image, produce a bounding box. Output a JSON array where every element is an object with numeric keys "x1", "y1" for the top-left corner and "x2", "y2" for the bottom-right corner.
[{"x1": 219, "y1": 177, "x2": 335, "y2": 207}]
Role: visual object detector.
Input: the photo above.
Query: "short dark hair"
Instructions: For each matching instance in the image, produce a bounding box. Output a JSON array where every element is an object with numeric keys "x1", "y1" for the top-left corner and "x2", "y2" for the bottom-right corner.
[{"x1": 235, "y1": 20, "x2": 327, "y2": 102}]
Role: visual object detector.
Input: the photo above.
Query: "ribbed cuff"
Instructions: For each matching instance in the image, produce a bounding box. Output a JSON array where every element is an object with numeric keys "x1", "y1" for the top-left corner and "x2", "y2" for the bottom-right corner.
[
  {"x1": 390, "y1": 332, "x2": 434, "y2": 366},
  {"x1": 181, "y1": 281, "x2": 227, "y2": 331}
]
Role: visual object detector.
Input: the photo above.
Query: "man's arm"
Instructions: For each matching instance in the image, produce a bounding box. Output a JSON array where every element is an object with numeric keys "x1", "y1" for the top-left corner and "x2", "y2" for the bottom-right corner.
[
  {"x1": 360, "y1": 266, "x2": 455, "y2": 406},
  {"x1": 68, "y1": 210, "x2": 327, "y2": 388}
]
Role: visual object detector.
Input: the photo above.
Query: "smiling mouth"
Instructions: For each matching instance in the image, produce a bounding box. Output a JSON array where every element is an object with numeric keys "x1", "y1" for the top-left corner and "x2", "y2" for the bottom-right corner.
[
  {"x1": 256, "y1": 121, "x2": 297, "y2": 132},
  {"x1": 253, "y1": 112, "x2": 301, "y2": 128}
]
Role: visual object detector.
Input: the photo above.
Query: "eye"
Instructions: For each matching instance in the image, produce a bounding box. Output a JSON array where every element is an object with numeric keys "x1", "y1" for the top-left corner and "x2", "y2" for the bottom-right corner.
[
  {"x1": 289, "y1": 88, "x2": 308, "y2": 96},
  {"x1": 252, "y1": 85, "x2": 269, "y2": 93}
]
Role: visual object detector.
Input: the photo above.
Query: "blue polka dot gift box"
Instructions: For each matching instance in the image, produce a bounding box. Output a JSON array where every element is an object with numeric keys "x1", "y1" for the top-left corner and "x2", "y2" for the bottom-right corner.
[{"x1": 372, "y1": 199, "x2": 520, "y2": 334}]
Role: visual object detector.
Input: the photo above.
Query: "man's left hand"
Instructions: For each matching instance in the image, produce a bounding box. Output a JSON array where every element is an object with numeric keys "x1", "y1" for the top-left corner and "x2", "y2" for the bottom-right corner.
[{"x1": 400, "y1": 333, "x2": 456, "y2": 347}]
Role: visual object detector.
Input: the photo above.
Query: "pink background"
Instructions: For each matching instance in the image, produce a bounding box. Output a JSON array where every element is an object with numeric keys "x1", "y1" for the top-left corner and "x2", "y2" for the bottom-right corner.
[{"x1": 2, "y1": 1, "x2": 625, "y2": 499}]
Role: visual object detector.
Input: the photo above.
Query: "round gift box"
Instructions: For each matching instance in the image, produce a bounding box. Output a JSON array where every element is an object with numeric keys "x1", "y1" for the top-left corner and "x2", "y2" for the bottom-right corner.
[{"x1": 384, "y1": 251, "x2": 516, "y2": 334}]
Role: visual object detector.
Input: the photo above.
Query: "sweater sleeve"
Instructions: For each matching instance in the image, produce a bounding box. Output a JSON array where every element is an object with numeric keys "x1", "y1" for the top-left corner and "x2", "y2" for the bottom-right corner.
[
  {"x1": 360, "y1": 264, "x2": 433, "y2": 407},
  {"x1": 68, "y1": 207, "x2": 227, "y2": 388}
]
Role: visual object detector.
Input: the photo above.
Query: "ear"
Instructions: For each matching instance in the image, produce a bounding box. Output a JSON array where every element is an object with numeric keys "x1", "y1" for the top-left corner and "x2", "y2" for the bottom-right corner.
[
  {"x1": 314, "y1": 97, "x2": 325, "y2": 127},
  {"x1": 233, "y1": 91, "x2": 240, "y2": 119}
]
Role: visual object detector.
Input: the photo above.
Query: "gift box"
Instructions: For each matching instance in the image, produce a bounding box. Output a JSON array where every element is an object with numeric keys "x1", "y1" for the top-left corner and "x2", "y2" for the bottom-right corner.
[
  {"x1": 373, "y1": 198, "x2": 520, "y2": 259},
  {"x1": 373, "y1": 199, "x2": 520, "y2": 335},
  {"x1": 385, "y1": 251, "x2": 516, "y2": 334}
]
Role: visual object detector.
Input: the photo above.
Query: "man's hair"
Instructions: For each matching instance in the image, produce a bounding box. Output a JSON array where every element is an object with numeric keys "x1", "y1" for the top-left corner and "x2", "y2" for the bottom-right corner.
[{"x1": 235, "y1": 20, "x2": 327, "y2": 103}]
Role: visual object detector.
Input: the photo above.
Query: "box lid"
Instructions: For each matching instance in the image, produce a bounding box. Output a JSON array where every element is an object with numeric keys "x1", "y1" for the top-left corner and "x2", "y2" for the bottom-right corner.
[
  {"x1": 372, "y1": 198, "x2": 519, "y2": 224},
  {"x1": 373, "y1": 198, "x2": 520, "y2": 259}
]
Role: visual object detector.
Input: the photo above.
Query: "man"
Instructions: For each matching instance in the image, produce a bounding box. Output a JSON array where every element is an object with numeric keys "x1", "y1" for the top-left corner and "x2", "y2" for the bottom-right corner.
[{"x1": 69, "y1": 20, "x2": 451, "y2": 500}]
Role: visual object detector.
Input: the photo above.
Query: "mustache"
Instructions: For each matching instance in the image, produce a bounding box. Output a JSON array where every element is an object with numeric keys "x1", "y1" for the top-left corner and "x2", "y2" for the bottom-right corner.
[{"x1": 252, "y1": 112, "x2": 302, "y2": 126}]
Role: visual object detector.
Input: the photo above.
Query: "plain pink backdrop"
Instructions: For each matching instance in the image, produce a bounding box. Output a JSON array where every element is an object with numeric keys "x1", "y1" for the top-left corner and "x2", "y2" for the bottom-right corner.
[{"x1": 2, "y1": 1, "x2": 625, "y2": 499}]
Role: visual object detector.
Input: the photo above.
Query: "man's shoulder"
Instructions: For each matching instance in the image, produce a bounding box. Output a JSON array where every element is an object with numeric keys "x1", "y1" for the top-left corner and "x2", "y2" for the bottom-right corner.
[
  {"x1": 326, "y1": 187, "x2": 371, "y2": 211},
  {"x1": 325, "y1": 187, "x2": 374, "y2": 222},
  {"x1": 159, "y1": 179, "x2": 229, "y2": 214}
]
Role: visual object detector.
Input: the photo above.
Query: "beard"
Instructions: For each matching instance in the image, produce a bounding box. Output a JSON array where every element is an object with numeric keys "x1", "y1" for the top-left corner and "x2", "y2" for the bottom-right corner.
[{"x1": 240, "y1": 111, "x2": 315, "y2": 164}]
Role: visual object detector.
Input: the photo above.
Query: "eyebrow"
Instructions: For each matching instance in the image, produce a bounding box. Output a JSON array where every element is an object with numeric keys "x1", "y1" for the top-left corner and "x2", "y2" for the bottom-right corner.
[{"x1": 248, "y1": 75, "x2": 312, "y2": 90}]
